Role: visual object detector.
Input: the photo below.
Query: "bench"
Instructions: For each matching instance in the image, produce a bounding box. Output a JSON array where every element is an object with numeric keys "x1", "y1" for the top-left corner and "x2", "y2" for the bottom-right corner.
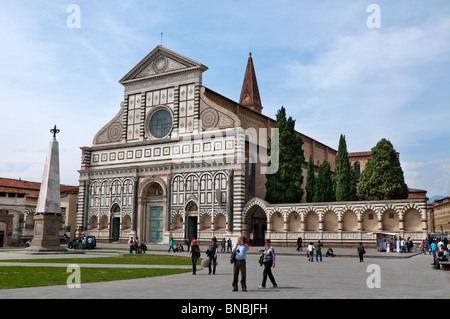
[{"x1": 439, "y1": 261, "x2": 450, "y2": 270}]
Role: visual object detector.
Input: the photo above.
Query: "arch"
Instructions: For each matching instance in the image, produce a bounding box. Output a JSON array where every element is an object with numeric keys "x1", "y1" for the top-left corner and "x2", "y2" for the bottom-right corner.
[
  {"x1": 138, "y1": 176, "x2": 166, "y2": 198},
  {"x1": 200, "y1": 213, "x2": 211, "y2": 231},
  {"x1": 121, "y1": 215, "x2": 132, "y2": 231},
  {"x1": 342, "y1": 210, "x2": 358, "y2": 231},
  {"x1": 323, "y1": 210, "x2": 338, "y2": 231},
  {"x1": 243, "y1": 197, "x2": 269, "y2": 224},
  {"x1": 88, "y1": 215, "x2": 98, "y2": 230},
  {"x1": 214, "y1": 213, "x2": 226, "y2": 231},
  {"x1": 287, "y1": 211, "x2": 301, "y2": 232},
  {"x1": 361, "y1": 209, "x2": 378, "y2": 231},
  {"x1": 99, "y1": 215, "x2": 108, "y2": 231},
  {"x1": 403, "y1": 208, "x2": 422, "y2": 231},
  {"x1": 305, "y1": 211, "x2": 319, "y2": 231},
  {"x1": 172, "y1": 213, "x2": 183, "y2": 231},
  {"x1": 271, "y1": 211, "x2": 284, "y2": 231},
  {"x1": 382, "y1": 209, "x2": 399, "y2": 231},
  {"x1": 246, "y1": 202, "x2": 267, "y2": 246}
]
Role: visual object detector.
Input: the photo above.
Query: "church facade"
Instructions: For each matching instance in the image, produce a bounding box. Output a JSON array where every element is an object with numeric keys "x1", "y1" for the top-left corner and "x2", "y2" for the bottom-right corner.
[{"x1": 75, "y1": 46, "x2": 427, "y2": 246}]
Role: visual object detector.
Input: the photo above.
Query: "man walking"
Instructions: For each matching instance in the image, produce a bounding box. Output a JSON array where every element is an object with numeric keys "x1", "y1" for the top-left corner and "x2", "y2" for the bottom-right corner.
[
  {"x1": 315, "y1": 240, "x2": 323, "y2": 262},
  {"x1": 232, "y1": 236, "x2": 249, "y2": 292}
]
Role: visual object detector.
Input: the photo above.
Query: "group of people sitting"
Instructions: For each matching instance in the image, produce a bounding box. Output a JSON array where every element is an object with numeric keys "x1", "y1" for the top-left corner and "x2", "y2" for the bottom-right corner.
[
  {"x1": 128, "y1": 237, "x2": 148, "y2": 254},
  {"x1": 431, "y1": 241, "x2": 449, "y2": 270}
]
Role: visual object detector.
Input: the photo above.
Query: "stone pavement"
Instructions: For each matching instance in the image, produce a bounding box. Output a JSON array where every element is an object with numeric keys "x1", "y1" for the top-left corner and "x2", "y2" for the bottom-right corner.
[{"x1": 0, "y1": 243, "x2": 449, "y2": 299}]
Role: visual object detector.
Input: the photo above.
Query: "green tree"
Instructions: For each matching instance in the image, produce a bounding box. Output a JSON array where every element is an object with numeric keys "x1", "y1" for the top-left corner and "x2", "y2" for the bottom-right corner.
[
  {"x1": 265, "y1": 106, "x2": 305, "y2": 204},
  {"x1": 357, "y1": 138, "x2": 409, "y2": 200},
  {"x1": 306, "y1": 155, "x2": 316, "y2": 202},
  {"x1": 335, "y1": 135, "x2": 357, "y2": 201},
  {"x1": 313, "y1": 159, "x2": 335, "y2": 202}
]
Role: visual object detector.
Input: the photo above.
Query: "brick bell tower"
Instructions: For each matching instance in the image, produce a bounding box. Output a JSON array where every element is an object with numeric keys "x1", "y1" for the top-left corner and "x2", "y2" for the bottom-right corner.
[{"x1": 239, "y1": 52, "x2": 263, "y2": 114}]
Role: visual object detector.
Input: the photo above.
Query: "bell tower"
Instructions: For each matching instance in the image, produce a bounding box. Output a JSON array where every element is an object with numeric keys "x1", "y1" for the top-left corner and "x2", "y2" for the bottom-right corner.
[{"x1": 239, "y1": 52, "x2": 263, "y2": 114}]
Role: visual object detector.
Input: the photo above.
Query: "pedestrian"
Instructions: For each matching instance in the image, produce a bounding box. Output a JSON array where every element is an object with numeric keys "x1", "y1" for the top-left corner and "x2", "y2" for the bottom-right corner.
[
  {"x1": 431, "y1": 240, "x2": 437, "y2": 261},
  {"x1": 81, "y1": 236, "x2": 86, "y2": 250},
  {"x1": 232, "y1": 236, "x2": 249, "y2": 292},
  {"x1": 129, "y1": 237, "x2": 134, "y2": 253},
  {"x1": 420, "y1": 241, "x2": 426, "y2": 254},
  {"x1": 188, "y1": 239, "x2": 201, "y2": 275},
  {"x1": 424, "y1": 238, "x2": 429, "y2": 254},
  {"x1": 208, "y1": 237, "x2": 218, "y2": 275},
  {"x1": 168, "y1": 238, "x2": 175, "y2": 253},
  {"x1": 296, "y1": 237, "x2": 303, "y2": 252},
  {"x1": 315, "y1": 240, "x2": 323, "y2": 262},
  {"x1": 400, "y1": 238, "x2": 406, "y2": 253},
  {"x1": 220, "y1": 237, "x2": 226, "y2": 253},
  {"x1": 357, "y1": 242, "x2": 365, "y2": 262},
  {"x1": 307, "y1": 242, "x2": 315, "y2": 262},
  {"x1": 227, "y1": 238, "x2": 232, "y2": 252},
  {"x1": 257, "y1": 239, "x2": 278, "y2": 289},
  {"x1": 87, "y1": 236, "x2": 93, "y2": 250}
]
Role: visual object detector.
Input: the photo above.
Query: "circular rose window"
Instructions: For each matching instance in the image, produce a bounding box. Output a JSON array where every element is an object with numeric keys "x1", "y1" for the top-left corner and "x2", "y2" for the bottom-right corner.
[{"x1": 148, "y1": 108, "x2": 173, "y2": 138}]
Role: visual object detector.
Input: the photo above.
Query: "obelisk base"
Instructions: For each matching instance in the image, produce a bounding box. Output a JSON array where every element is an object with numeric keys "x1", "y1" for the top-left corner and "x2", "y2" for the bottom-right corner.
[{"x1": 25, "y1": 214, "x2": 67, "y2": 253}]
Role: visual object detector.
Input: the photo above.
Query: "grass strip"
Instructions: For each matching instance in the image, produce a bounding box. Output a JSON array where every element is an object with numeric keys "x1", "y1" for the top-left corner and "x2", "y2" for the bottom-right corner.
[
  {"x1": 0, "y1": 254, "x2": 201, "y2": 266},
  {"x1": 0, "y1": 266, "x2": 191, "y2": 289}
]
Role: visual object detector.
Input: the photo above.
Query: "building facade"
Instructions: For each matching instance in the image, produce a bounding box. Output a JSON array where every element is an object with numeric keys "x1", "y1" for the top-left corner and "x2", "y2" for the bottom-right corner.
[
  {"x1": 75, "y1": 46, "x2": 427, "y2": 246},
  {"x1": 0, "y1": 177, "x2": 78, "y2": 247}
]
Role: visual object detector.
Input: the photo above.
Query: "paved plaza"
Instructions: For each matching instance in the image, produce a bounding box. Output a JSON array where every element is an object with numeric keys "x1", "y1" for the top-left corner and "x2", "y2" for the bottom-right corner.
[{"x1": 0, "y1": 244, "x2": 449, "y2": 299}]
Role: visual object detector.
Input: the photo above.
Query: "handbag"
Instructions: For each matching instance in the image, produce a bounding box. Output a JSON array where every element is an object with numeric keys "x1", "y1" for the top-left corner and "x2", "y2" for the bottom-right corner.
[{"x1": 230, "y1": 251, "x2": 236, "y2": 264}]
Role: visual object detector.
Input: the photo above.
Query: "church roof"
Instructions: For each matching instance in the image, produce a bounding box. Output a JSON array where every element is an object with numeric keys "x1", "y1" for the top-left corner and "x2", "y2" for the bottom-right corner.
[{"x1": 239, "y1": 52, "x2": 262, "y2": 113}]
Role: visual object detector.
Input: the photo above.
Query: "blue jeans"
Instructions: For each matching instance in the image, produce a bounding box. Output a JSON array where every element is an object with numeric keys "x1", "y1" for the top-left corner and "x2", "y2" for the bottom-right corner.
[
  {"x1": 308, "y1": 251, "x2": 314, "y2": 262},
  {"x1": 191, "y1": 255, "x2": 199, "y2": 274},
  {"x1": 316, "y1": 250, "x2": 322, "y2": 261}
]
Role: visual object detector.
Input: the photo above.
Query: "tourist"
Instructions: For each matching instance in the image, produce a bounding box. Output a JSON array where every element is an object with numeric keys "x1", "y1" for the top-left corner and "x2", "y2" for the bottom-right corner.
[
  {"x1": 432, "y1": 245, "x2": 449, "y2": 270},
  {"x1": 257, "y1": 239, "x2": 278, "y2": 289},
  {"x1": 232, "y1": 236, "x2": 249, "y2": 292},
  {"x1": 326, "y1": 247, "x2": 335, "y2": 257},
  {"x1": 315, "y1": 240, "x2": 323, "y2": 262},
  {"x1": 420, "y1": 241, "x2": 426, "y2": 255},
  {"x1": 400, "y1": 238, "x2": 406, "y2": 253},
  {"x1": 227, "y1": 238, "x2": 232, "y2": 252},
  {"x1": 424, "y1": 238, "x2": 429, "y2": 254},
  {"x1": 430, "y1": 240, "x2": 437, "y2": 261},
  {"x1": 357, "y1": 242, "x2": 365, "y2": 262},
  {"x1": 129, "y1": 237, "x2": 135, "y2": 253},
  {"x1": 296, "y1": 237, "x2": 303, "y2": 252},
  {"x1": 220, "y1": 237, "x2": 226, "y2": 253},
  {"x1": 207, "y1": 237, "x2": 218, "y2": 275},
  {"x1": 307, "y1": 242, "x2": 315, "y2": 262},
  {"x1": 168, "y1": 238, "x2": 175, "y2": 253},
  {"x1": 188, "y1": 239, "x2": 201, "y2": 275}
]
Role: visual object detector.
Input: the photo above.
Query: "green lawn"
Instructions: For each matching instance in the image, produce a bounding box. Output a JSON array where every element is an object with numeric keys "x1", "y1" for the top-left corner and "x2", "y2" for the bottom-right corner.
[
  {"x1": 0, "y1": 266, "x2": 191, "y2": 289},
  {"x1": 0, "y1": 254, "x2": 199, "y2": 289},
  {"x1": 0, "y1": 253, "x2": 200, "y2": 265}
]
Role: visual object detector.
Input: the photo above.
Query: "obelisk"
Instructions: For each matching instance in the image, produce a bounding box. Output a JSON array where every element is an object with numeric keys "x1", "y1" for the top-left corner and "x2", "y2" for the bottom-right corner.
[{"x1": 26, "y1": 125, "x2": 67, "y2": 252}]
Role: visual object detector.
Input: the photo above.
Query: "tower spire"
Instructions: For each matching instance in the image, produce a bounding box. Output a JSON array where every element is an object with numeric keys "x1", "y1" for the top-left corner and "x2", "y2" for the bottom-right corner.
[{"x1": 239, "y1": 52, "x2": 262, "y2": 113}]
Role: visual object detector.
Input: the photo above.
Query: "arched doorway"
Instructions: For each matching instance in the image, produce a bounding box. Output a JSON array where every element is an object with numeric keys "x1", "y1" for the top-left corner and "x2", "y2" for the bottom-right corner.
[
  {"x1": 185, "y1": 201, "x2": 198, "y2": 241},
  {"x1": 248, "y1": 206, "x2": 267, "y2": 246},
  {"x1": 138, "y1": 177, "x2": 167, "y2": 244},
  {"x1": 110, "y1": 203, "x2": 121, "y2": 242}
]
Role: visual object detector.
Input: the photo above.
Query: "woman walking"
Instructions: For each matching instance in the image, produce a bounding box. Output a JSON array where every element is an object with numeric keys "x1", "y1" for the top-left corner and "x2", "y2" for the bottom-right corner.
[
  {"x1": 258, "y1": 239, "x2": 278, "y2": 289},
  {"x1": 188, "y1": 239, "x2": 201, "y2": 274}
]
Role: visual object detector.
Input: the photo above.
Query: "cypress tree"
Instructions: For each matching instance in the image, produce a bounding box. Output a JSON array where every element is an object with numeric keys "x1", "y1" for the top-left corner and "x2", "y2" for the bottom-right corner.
[
  {"x1": 335, "y1": 135, "x2": 357, "y2": 201},
  {"x1": 357, "y1": 138, "x2": 409, "y2": 200},
  {"x1": 265, "y1": 106, "x2": 305, "y2": 204},
  {"x1": 306, "y1": 155, "x2": 316, "y2": 202},
  {"x1": 313, "y1": 159, "x2": 335, "y2": 202}
]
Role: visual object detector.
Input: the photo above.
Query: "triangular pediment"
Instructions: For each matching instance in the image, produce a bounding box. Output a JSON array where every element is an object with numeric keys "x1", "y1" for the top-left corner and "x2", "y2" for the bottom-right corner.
[{"x1": 119, "y1": 45, "x2": 208, "y2": 84}]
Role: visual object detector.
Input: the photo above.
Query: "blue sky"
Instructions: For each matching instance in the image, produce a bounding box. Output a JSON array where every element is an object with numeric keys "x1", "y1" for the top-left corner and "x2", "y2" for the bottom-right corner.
[{"x1": 1, "y1": 0, "x2": 449, "y2": 198}]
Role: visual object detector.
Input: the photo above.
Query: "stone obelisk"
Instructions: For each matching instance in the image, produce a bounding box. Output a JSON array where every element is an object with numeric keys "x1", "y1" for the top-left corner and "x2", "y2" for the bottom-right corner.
[{"x1": 27, "y1": 125, "x2": 67, "y2": 252}]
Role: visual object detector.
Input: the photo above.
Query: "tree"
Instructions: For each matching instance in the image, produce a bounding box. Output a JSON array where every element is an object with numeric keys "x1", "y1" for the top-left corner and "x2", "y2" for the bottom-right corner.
[
  {"x1": 335, "y1": 135, "x2": 357, "y2": 201},
  {"x1": 313, "y1": 159, "x2": 335, "y2": 202},
  {"x1": 265, "y1": 106, "x2": 305, "y2": 204},
  {"x1": 357, "y1": 138, "x2": 409, "y2": 200},
  {"x1": 306, "y1": 155, "x2": 316, "y2": 202}
]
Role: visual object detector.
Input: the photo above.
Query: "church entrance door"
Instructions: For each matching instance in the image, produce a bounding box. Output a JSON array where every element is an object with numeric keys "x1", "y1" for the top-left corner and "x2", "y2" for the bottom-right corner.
[
  {"x1": 187, "y1": 216, "x2": 198, "y2": 241},
  {"x1": 112, "y1": 218, "x2": 120, "y2": 242},
  {"x1": 149, "y1": 206, "x2": 163, "y2": 243}
]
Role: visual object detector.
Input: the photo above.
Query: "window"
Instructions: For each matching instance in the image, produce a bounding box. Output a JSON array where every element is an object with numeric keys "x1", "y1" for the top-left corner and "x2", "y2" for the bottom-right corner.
[
  {"x1": 354, "y1": 162, "x2": 361, "y2": 180},
  {"x1": 149, "y1": 109, "x2": 172, "y2": 138}
]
